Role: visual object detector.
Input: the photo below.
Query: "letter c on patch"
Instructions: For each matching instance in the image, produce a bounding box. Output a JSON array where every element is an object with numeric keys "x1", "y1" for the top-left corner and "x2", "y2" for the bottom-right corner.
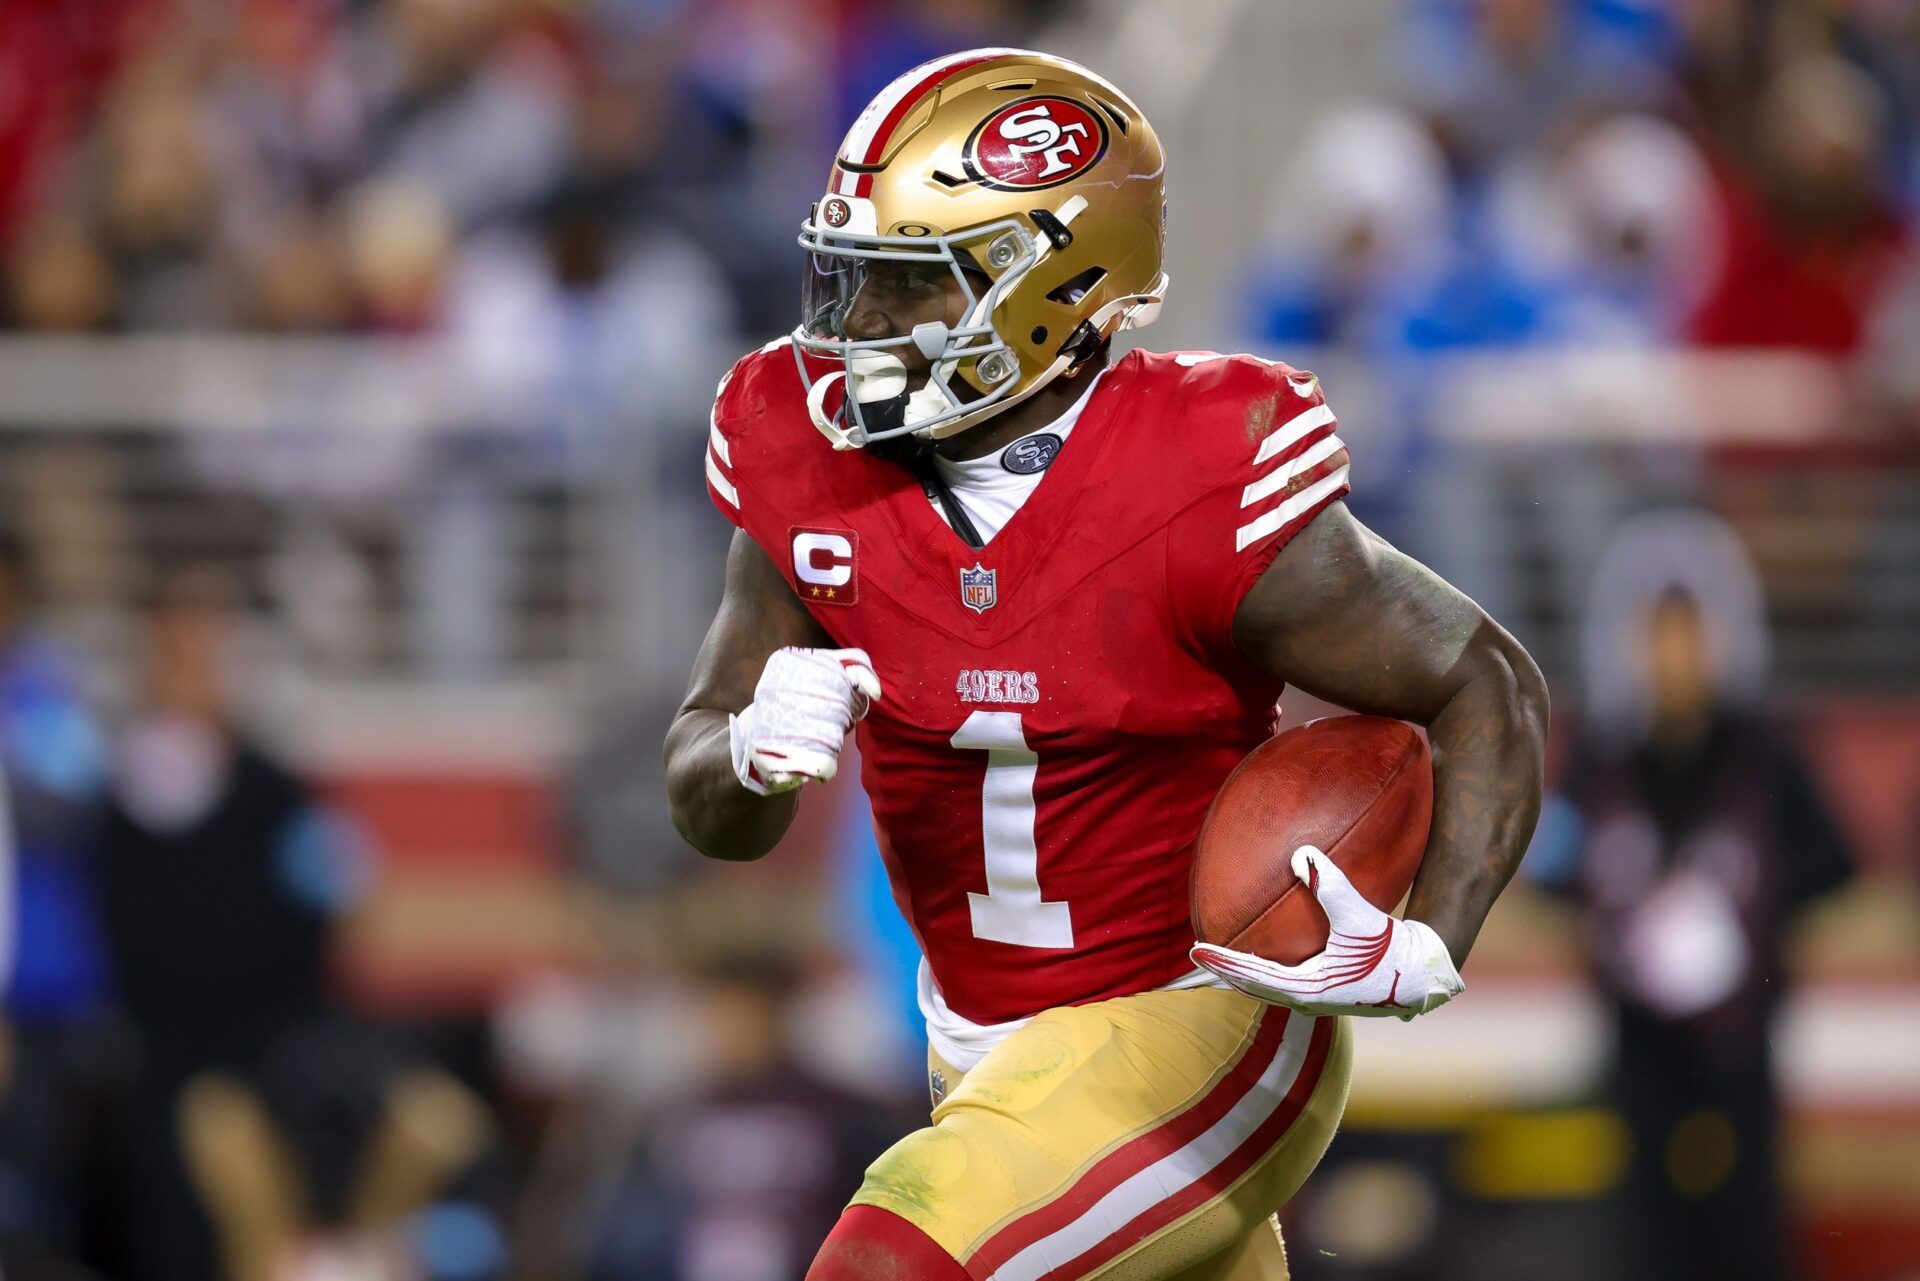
[
  {"x1": 793, "y1": 532, "x2": 852, "y2": 585},
  {"x1": 789, "y1": 527, "x2": 859, "y2": 605}
]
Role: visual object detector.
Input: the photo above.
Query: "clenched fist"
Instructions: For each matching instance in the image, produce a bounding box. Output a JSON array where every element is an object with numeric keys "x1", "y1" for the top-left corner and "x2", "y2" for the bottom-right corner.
[{"x1": 728, "y1": 647, "x2": 882, "y2": 795}]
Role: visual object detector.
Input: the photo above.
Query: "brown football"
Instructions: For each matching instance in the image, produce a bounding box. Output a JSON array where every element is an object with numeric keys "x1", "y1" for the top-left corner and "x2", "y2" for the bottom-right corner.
[{"x1": 1191, "y1": 715, "x2": 1432, "y2": 965}]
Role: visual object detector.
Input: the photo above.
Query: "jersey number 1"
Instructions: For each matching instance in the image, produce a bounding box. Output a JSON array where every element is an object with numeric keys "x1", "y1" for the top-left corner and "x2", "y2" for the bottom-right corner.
[{"x1": 951, "y1": 712, "x2": 1074, "y2": 949}]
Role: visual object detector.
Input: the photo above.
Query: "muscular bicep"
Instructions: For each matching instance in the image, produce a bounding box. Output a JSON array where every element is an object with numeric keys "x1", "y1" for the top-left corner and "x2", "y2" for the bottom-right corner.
[
  {"x1": 1233, "y1": 502, "x2": 1549, "y2": 961},
  {"x1": 679, "y1": 529, "x2": 833, "y2": 716},
  {"x1": 1230, "y1": 502, "x2": 1496, "y2": 720}
]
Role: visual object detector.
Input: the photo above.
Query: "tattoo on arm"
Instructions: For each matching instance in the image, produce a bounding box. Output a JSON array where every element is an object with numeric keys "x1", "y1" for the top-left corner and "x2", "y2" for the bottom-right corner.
[
  {"x1": 1233, "y1": 504, "x2": 1550, "y2": 965},
  {"x1": 664, "y1": 530, "x2": 834, "y2": 861}
]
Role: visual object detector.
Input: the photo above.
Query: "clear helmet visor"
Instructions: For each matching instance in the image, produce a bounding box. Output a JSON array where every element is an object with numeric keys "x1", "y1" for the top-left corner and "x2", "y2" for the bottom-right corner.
[
  {"x1": 799, "y1": 248, "x2": 860, "y2": 344},
  {"x1": 799, "y1": 248, "x2": 968, "y2": 346}
]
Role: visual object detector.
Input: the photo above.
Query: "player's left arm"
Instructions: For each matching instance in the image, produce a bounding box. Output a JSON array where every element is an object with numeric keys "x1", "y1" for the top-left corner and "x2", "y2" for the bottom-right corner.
[{"x1": 1231, "y1": 501, "x2": 1550, "y2": 970}]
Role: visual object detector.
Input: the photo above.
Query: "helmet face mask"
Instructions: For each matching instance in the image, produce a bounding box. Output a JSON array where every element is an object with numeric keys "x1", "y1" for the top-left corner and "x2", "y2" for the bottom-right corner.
[
  {"x1": 796, "y1": 214, "x2": 1045, "y2": 447},
  {"x1": 790, "y1": 49, "x2": 1169, "y2": 451}
]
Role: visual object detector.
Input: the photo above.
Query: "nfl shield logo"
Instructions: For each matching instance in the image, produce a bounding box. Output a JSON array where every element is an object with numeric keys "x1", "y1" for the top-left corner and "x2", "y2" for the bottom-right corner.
[{"x1": 960, "y1": 563, "x2": 997, "y2": 614}]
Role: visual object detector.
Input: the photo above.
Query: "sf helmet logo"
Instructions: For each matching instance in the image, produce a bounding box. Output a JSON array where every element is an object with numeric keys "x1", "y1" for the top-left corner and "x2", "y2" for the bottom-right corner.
[
  {"x1": 1000, "y1": 106, "x2": 1088, "y2": 177},
  {"x1": 965, "y1": 97, "x2": 1108, "y2": 191},
  {"x1": 821, "y1": 197, "x2": 852, "y2": 228}
]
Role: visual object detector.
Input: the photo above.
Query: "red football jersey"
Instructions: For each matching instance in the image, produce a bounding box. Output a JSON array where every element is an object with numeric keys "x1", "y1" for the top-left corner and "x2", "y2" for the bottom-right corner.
[{"x1": 705, "y1": 343, "x2": 1351, "y2": 1027}]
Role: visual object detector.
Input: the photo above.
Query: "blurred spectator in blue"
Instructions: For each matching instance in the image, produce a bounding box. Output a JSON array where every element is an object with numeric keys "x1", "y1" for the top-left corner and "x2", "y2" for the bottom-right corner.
[
  {"x1": 1487, "y1": 112, "x2": 1718, "y2": 344},
  {"x1": 1246, "y1": 102, "x2": 1568, "y2": 355},
  {"x1": 829, "y1": 794, "x2": 923, "y2": 1080},
  {"x1": 1245, "y1": 105, "x2": 1457, "y2": 353},
  {"x1": 1529, "y1": 510, "x2": 1854, "y2": 1281},
  {"x1": 1243, "y1": 104, "x2": 1487, "y2": 568},
  {"x1": 446, "y1": 84, "x2": 738, "y2": 460},
  {"x1": 96, "y1": 563, "x2": 371, "y2": 1281},
  {"x1": 0, "y1": 533, "x2": 110, "y2": 1030},
  {"x1": 831, "y1": 0, "x2": 1031, "y2": 130},
  {"x1": 0, "y1": 529, "x2": 114, "y2": 1269},
  {"x1": 1394, "y1": 0, "x2": 1672, "y2": 185}
]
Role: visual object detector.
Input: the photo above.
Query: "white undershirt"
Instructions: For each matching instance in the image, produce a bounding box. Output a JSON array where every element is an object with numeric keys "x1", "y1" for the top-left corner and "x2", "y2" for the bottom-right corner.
[
  {"x1": 924, "y1": 370, "x2": 1105, "y2": 543},
  {"x1": 922, "y1": 960, "x2": 1226, "y2": 1072}
]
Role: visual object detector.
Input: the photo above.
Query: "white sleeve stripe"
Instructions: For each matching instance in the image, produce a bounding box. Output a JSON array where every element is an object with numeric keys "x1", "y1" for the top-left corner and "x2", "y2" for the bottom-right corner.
[
  {"x1": 1240, "y1": 433, "x2": 1346, "y2": 508},
  {"x1": 705, "y1": 448, "x2": 739, "y2": 507},
  {"x1": 1234, "y1": 466, "x2": 1348, "y2": 552},
  {"x1": 708, "y1": 415, "x2": 732, "y2": 466},
  {"x1": 1252, "y1": 403, "x2": 1336, "y2": 466}
]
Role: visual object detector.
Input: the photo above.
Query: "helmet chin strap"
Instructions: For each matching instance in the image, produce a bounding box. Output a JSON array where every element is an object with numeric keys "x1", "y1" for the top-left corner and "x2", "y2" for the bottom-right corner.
[
  {"x1": 806, "y1": 350, "x2": 947, "y2": 450},
  {"x1": 806, "y1": 371, "x2": 858, "y2": 450}
]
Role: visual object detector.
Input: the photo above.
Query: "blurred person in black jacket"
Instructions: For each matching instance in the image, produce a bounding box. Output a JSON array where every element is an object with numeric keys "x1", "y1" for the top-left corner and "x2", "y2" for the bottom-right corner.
[
  {"x1": 1534, "y1": 511, "x2": 1854, "y2": 1281},
  {"x1": 99, "y1": 564, "x2": 505, "y2": 1281},
  {"x1": 97, "y1": 565, "x2": 362, "y2": 1281},
  {"x1": 101, "y1": 566, "x2": 344, "y2": 1078}
]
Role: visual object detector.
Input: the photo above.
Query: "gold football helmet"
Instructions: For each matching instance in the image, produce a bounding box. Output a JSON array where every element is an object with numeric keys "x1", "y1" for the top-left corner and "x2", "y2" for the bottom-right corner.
[{"x1": 795, "y1": 48, "x2": 1168, "y2": 448}]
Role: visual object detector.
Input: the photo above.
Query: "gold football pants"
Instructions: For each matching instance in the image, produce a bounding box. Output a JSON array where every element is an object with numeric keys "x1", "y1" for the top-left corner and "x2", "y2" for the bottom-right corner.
[{"x1": 849, "y1": 986, "x2": 1352, "y2": 1280}]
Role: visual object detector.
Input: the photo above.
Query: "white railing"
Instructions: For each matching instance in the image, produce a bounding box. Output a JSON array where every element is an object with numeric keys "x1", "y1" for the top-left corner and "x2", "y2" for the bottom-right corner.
[{"x1": 0, "y1": 335, "x2": 1911, "y2": 762}]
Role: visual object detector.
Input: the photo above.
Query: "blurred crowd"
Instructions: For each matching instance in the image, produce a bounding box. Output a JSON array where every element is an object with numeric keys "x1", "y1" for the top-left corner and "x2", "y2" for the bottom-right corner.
[
  {"x1": 9, "y1": 0, "x2": 1920, "y2": 395},
  {"x1": 0, "y1": 0, "x2": 1080, "y2": 688},
  {"x1": 0, "y1": 530, "x2": 927, "y2": 1281},
  {"x1": 0, "y1": 6, "x2": 1057, "y2": 1280},
  {"x1": 1247, "y1": 0, "x2": 1919, "y2": 381},
  {"x1": 0, "y1": 0, "x2": 1072, "y2": 344},
  {"x1": 1229, "y1": 0, "x2": 1920, "y2": 678},
  {"x1": 0, "y1": 544, "x2": 486, "y2": 1281}
]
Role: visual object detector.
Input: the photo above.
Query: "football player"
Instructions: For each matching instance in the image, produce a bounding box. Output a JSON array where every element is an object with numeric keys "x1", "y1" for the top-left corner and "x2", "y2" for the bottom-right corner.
[{"x1": 665, "y1": 49, "x2": 1549, "y2": 1281}]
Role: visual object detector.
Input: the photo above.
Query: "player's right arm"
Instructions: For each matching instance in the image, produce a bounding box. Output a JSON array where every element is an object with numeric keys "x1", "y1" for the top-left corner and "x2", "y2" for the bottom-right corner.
[{"x1": 664, "y1": 530, "x2": 878, "y2": 861}]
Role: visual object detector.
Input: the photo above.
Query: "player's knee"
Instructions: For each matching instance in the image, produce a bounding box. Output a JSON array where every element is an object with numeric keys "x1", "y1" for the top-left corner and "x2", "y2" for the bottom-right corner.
[{"x1": 806, "y1": 1204, "x2": 964, "y2": 1281}]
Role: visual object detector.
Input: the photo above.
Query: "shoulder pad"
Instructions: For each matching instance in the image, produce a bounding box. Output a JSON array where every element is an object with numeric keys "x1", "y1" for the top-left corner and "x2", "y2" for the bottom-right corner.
[{"x1": 706, "y1": 338, "x2": 803, "y2": 524}]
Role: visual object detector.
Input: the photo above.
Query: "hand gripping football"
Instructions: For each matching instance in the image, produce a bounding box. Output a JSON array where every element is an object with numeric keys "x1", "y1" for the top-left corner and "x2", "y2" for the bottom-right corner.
[{"x1": 1191, "y1": 716, "x2": 1433, "y2": 965}]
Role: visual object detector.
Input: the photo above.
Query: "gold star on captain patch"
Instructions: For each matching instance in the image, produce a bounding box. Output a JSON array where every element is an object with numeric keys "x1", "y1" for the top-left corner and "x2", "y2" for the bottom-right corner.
[
  {"x1": 825, "y1": 587, "x2": 837, "y2": 599},
  {"x1": 810, "y1": 586, "x2": 821, "y2": 597}
]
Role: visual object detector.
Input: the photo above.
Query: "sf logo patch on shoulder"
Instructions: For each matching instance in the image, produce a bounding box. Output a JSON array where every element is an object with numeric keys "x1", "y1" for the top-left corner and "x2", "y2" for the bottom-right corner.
[
  {"x1": 1000, "y1": 433, "x2": 1061, "y2": 475},
  {"x1": 791, "y1": 527, "x2": 858, "y2": 606},
  {"x1": 964, "y1": 96, "x2": 1109, "y2": 190}
]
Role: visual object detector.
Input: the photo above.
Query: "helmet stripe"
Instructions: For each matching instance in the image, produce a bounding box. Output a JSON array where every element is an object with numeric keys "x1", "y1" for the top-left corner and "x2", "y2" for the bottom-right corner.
[{"x1": 839, "y1": 48, "x2": 1023, "y2": 196}]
